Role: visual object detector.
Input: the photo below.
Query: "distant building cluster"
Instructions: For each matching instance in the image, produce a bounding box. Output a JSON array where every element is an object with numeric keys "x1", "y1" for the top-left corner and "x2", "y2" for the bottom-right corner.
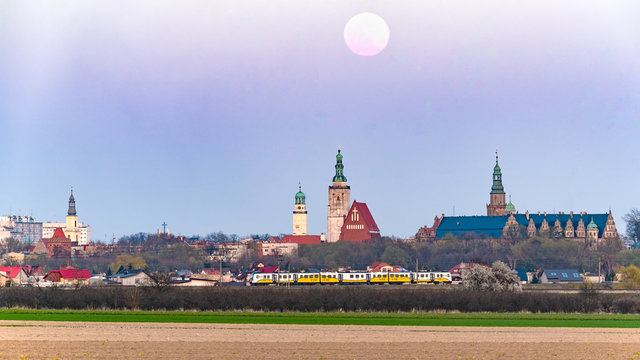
[
  {"x1": 1, "y1": 189, "x2": 92, "y2": 250},
  {"x1": 262, "y1": 148, "x2": 382, "y2": 254},
  {"x1": 416, "y1": 154, "x2": 619, "y2": 247}
]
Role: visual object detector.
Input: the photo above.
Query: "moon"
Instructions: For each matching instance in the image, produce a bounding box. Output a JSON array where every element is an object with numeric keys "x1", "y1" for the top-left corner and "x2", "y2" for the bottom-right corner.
[{"x1": 344, "y1": 12, "x2": 390, "y2": 57}]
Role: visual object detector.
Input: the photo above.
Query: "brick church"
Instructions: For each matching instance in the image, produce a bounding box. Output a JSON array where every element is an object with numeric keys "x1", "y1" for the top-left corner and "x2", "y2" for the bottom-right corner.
[
  {"x1": 326, "y1": 148, "x2": 381, "y2": 243},
  {"x1": 339, "y1": 201, "x2": 380, "y2": 242}
]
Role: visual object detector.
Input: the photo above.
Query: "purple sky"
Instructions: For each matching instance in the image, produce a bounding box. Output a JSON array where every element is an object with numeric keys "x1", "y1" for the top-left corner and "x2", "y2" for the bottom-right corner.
[{"x1": 1, "y1": 1, "x2": 639, "y2": 240}]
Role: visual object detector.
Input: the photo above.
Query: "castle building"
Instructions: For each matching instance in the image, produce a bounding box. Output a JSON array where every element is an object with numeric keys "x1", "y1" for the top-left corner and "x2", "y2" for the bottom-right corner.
[
  {"x1": 416, "y1": 154, "x2": 619, "y2": 247},
  {"x1": 292, "y1": 184, "x2": 308, "y2": 236},
  {"x1": 327, "y1": 148, "x2": 350, "y2": 243},
  {"x1": 486, "y1": 153, "x2": 507, "y2": 216},
  {"x1": 338, "y1": 201, "x2": 380, "y2": 242},
  {"x1": 432, "y1": 211, "x2": 618, "y2": 247}
]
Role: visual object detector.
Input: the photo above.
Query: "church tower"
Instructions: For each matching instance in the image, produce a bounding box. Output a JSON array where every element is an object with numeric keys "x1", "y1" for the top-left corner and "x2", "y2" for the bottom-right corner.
[
  {"x1": 65, "y1": 188, "x2": 81, "y2": 243},
  {"x1": 486, "y1": 153, "x2": 507, "y2": 216},
  {"x1": 327, "y1": 148, "x2": 350, "y2": 243},
  {"x1": 293, "y1": 184, "x2": 308, "y2": 236}
]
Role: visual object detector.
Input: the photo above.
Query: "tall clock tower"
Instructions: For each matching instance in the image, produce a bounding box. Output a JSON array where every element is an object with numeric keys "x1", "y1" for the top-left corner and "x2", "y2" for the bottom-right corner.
[
  {"x1": 293, "y1": 184, "x2": 308, "y2": 236},
  {"x1": 327, "y1": 148, "x2": 350, "y2": 243}
]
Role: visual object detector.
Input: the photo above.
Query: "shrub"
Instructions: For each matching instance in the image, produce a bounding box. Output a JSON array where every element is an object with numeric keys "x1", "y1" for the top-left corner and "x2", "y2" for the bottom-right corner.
[{"x1": 462, "y1": 261, "x2": 522, "y2": 292}]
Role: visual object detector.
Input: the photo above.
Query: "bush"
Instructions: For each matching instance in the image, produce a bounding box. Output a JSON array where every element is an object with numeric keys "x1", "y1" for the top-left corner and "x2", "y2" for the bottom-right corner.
[
  {"x1": 1, "y1": 286, "x2": 639, "y2": 313},
  {"x1": 462, "y1": 261, "x2": 522, "y2": 292}
]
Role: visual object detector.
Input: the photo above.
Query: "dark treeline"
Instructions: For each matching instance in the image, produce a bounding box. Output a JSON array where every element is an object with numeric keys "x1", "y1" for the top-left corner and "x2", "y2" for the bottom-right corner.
[
  {"x1": 1, "y1": 286, "x2": 640, "y2": 313},
  {"x1": 276, "y1": 235, "x2": 635, "y2": 276}
]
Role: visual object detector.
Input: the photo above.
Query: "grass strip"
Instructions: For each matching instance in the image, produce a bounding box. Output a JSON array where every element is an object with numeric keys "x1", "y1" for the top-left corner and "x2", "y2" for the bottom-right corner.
[{"x1": 1, "y1": 309, "x2": 640, "y2": 328}]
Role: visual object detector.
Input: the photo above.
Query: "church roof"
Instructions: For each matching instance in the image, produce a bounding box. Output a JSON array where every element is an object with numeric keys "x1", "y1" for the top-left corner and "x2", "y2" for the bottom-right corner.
[
  {"x1": 436, "y1": 213, "x2": 610, "y2": 238},
  {"x1": 353, "y1": 201, "x2": 379, "y2": 231}
]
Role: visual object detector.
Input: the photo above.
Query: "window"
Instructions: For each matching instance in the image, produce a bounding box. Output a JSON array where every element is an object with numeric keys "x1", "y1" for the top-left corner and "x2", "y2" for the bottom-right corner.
[{"x1": 562, "y1": 273, "x2": 568, "y2": 277}]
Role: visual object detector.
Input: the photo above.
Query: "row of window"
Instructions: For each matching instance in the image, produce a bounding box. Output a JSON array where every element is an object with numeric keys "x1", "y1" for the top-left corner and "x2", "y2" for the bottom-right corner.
[{"x1": 346, "y1": 224, "x2": 365, "y2": 230}]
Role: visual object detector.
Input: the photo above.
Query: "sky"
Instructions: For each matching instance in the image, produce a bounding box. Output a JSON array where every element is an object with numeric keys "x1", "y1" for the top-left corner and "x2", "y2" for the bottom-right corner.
[{"x1": 1, "y1": 1, "x2": 639, "y2": 241}]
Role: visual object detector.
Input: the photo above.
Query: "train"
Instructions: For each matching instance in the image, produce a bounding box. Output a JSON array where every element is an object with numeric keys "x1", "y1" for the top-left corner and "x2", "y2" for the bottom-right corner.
[{"x1": 250, "y1": 271, "x2": 452, "y2": 286}]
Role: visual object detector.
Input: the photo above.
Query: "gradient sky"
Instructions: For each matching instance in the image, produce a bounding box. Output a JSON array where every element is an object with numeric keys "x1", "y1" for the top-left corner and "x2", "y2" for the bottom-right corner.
[{"x1": 1, "y1": 1, "x2": 639, "y2": 241}]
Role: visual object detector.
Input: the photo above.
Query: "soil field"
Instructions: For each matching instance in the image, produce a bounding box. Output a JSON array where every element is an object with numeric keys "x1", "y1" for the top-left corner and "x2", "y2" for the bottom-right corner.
[{"x1": 1, "y1": 321, "x2": 640, "y2": 359}]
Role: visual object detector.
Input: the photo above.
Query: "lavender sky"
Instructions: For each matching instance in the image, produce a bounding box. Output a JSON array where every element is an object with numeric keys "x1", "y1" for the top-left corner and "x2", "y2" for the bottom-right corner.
[{"x1": 1, "y1": 1, "x2": 639, "y2": 241}]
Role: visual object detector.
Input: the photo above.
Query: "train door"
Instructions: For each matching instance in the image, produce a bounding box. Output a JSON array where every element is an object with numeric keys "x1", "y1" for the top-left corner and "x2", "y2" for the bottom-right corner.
[{"x1": 366, "y1": 273, "x2": 371, "y2": 283}]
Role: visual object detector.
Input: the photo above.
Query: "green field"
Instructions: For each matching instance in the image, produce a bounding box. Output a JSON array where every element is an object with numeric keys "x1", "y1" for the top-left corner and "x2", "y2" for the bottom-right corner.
[{"x1": 1, "y1": 309, "x2": 639, "y2": 328}]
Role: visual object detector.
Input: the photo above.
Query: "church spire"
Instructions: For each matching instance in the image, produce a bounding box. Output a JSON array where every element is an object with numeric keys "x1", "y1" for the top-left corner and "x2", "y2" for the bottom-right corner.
[
  {"x1": 491, "y1": 151, "x2": 505, "y2": 194},
  {"x1": 68, "y1": 187, "x2": 77, "y2": 216},
  {"x1": 332, "y1": 147, "x2": 347, "y2": 183}
]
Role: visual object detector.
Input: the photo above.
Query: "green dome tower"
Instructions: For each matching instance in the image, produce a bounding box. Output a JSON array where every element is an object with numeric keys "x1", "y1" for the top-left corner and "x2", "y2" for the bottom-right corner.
[
  {"x1": 293, "y1": 183, "x2": 308, "y2": 235},
  {"x1": 487, "y1": 152, "x2": 507, "y2": 216}
]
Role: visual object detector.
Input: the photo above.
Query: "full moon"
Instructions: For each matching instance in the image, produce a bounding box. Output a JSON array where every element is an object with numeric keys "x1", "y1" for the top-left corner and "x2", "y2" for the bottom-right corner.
[{"x1": 344, "y1": 12, "x2": 390, "y2": 57}]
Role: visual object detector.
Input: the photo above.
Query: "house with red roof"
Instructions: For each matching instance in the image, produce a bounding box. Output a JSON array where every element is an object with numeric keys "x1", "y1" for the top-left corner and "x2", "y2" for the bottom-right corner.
[
  {"x1": 44, "y1": 266, "x2": 91, "y2": 285},
  {"x1": 366, "y1": 262, "x2": 405, "y2": 273},
  {"x1": 0, "y1": 266, "x2": 29, "y2": 286},
  {"x1": 339, "y1": 201, "x2": 381, "y2": 242}
]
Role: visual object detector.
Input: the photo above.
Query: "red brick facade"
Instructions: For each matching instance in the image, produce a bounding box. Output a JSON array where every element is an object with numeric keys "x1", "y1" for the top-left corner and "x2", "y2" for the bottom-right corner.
[{"x1": 338, "y1": 201, "x2": 380, "y2": 242}]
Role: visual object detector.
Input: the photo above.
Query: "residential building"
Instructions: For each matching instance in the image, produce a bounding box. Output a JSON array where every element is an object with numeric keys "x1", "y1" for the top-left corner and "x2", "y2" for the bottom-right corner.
[
  {"x1": 0, "y1": 266, "x2": 29, "y2": 286},
  {"x1": 107, "y1": 269, "x2": 153, "y2": 286},
  {"x1": 539, "y1": 269, "x2": 582, "y2": 283},
  {"x1": 1, "y1": 216, "x2": 43, "y2": 244},
  {"x1": 43, "y1": 267, "x2": 91, "y2": 285},
  {"x1": 258, "y1": 242, "x2": 298, "y2": 258}
]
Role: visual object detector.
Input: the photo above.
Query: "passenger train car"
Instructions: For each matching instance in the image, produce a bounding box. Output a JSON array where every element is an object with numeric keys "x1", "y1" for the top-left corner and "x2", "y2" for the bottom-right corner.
[{"x1": 250, "y1": 271, "x2": 452, "y2": 286}]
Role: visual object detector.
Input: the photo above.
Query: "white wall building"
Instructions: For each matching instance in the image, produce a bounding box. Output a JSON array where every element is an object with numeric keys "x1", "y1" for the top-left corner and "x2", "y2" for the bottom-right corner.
[{"x1": 42, "y1": 222, "x2": 91, "y2": 245}]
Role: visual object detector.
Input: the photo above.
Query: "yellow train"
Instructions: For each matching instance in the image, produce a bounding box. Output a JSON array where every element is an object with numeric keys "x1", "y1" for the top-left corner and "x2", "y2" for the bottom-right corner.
[{"x1": 250, "y1": 271, "x2": 452, "y2": 285}]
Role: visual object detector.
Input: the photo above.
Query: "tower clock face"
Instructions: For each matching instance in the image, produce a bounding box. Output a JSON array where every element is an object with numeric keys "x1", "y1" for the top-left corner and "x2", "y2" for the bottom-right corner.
[{"x1": 297, "y1": 206, "x2": 301, "y2": 210}]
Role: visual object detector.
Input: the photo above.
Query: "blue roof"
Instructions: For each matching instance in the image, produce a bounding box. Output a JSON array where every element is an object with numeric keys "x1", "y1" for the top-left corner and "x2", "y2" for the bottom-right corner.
[
  {"x1": 436, "y1": 216, "x2": 509, "y2": 238},
  {"x1": 515, "y1": 269, "x2": 528, "y2": 282},
  {"x1": 107, "y1": 269, "x2": 145, "y2": 279},
  {"x1": 436, "y1": 213, "x2": 610, "y2": 238}
]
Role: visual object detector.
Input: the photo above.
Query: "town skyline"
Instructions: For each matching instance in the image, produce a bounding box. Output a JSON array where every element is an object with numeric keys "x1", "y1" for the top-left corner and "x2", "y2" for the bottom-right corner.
[{"x1": 1, "y1": 1, "x2": 639, "y2": 239}]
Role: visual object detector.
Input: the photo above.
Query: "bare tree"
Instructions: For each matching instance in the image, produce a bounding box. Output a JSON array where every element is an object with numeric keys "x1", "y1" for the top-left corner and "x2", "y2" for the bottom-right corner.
[{"x1": 623, "y1": 209, "x2": 640, "y2": 248}]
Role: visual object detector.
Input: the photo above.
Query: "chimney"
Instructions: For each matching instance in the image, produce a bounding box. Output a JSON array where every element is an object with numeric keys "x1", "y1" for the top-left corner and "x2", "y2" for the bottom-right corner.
[
  {"x1": 570, "y1": 211, "x2": 573, "y2": 218},
  {"x1": 525, "y1": 210, "x2": 529, "y2": 220},
  {"x1": 544, "y1": 211, "x2": 547, "y2": 216}
]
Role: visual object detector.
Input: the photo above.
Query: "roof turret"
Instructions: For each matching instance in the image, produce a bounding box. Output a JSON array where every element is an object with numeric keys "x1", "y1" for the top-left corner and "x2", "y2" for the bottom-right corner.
[
  {"x1": 295, "y1": 183, "x2": 306, "y2": 205},
  {"x1": 587, "y1": 217, "x2": 598, "y2": 230},
  {"x1": 67, "y1": 188, "x2": 77, "y2": 216},
  {"x1": 505, "y1": 197, "x2": 516, "y2": 213}
]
